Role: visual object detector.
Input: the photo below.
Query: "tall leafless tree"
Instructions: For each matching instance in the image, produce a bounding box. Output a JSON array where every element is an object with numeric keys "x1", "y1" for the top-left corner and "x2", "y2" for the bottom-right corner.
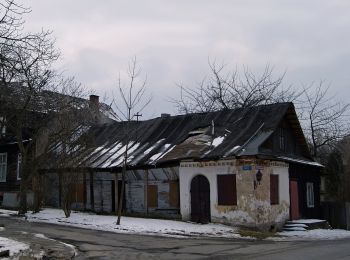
[
  {"x1": 112, "y1": 57, "x2": 151, "y2": 225},
  {"x1": 0, "y1": 0, "x2": 96, "y2": 215},
  {"x1": 174, "y1": 61, "x2": 350, "y2": 162},
  {"x1": 173, "y1": 60, "x2": 300, "y2": 114},
  {"x1": 299, "y1": 81, "x2": 350, "y2": 159}
]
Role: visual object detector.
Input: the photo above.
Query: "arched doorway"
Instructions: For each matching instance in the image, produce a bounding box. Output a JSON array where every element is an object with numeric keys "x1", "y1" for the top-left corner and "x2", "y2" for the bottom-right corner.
[{"x1": 190, "y1": 175, "x2": 210, "y2": 223}]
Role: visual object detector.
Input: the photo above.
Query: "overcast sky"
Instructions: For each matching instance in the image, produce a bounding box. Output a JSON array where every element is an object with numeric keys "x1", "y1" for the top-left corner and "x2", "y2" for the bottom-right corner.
[{"x1": 24, "y1": 0, "x2": 350, "y2": 118}]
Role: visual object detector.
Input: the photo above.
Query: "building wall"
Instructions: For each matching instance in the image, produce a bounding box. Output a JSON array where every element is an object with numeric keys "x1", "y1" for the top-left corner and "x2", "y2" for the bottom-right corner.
[
  {"x1": 179, "y1": 159, "x2": 290, "y2": 230},
  {"x1": 44, "y1": 168, "x2": 180, "y2": 217}
]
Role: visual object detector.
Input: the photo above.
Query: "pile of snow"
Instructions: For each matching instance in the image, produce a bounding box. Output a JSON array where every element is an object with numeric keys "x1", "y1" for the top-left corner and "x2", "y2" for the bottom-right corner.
[
  {"x1": 0, "y1": 208, "x2": 242, "y2": 239},
  {"x1": 272, "y1": 229, "x2": 350, "y2": 241},
  {"x1": 0, "y1": 236, "x2": 29, "y2": 257}
]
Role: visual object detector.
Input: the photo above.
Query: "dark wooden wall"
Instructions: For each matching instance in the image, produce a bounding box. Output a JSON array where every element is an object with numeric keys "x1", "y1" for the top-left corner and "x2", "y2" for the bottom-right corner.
[{"x1": 289, "y1": 163, "x2": 321, "y2": 219}]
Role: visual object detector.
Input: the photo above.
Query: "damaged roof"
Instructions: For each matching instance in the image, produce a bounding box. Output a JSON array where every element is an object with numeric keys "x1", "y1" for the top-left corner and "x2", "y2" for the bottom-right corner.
[{"x1": 75, "y1": 102, "x2": 316, "y2": 170}]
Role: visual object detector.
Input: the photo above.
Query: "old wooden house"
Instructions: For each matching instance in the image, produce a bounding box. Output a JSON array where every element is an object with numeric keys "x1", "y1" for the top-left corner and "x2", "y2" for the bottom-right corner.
[{"x1": 44, "y1": 102, "x2": 322, "y2": 230}]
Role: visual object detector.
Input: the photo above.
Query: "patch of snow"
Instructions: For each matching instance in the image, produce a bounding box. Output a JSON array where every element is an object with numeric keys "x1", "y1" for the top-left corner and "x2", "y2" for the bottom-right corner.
[
  {"x1": 212, "y1": 136, "x2": 224, "y2": 147},
  {"x1": 144, "y1": 139, "x2": 165, "y2": 155},
  {"x1": 0, "y1": 236, "x2": 29, "y2": 256},
  {"x1": 271, "y1": 229, "x2": 350, "y2": 241},
  {"x1": 101, "y1": 142, "x2": 141, "y2": 167},
  {"x1": 148, "y1": 144, "x2": 175, "y2": 164}
]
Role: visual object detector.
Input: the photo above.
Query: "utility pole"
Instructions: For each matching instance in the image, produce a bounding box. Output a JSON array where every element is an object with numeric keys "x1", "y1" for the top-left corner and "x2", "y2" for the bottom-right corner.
[{"x1": 134, "y1": 112, "x2": 142, "y2": 122}]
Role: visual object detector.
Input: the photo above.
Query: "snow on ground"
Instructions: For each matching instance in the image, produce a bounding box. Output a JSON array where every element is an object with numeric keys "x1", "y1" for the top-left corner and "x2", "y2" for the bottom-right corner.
[
  {"x1": 271, "y1": 229, "x2": 350, "y2": 241},
  {"x1": 0, "y1": 236, "x2": 29, "y2": 257},
  {"x1": 0, "y1": 208, "x2": 243, "y2": 239}
]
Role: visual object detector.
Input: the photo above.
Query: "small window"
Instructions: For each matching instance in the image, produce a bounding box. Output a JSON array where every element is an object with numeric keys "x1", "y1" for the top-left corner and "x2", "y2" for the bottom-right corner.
[
  {"x1": 279, "y1": 127, "x2": 285, "y2": 151},
  {"x1": 0, "y1": 116, "x2": 5, "y2": 136},
  {"x1": 147, "y1": 185, "x2": 158, "y2": 208},
  {"x1": 270, "y1": 174, "x2": 279, "y2": 205},
  {"x1": 306, "y1": 182, "x2": 314, "y2": 208},
  {"x1": 17, "y1": 153, "x2": 22, "y2": 180},
  {"x1": 217, "y1": 174, "x2": 237, "y2": 206},
  {"x1": 0, "y1": 153, "x2": 7, "y2": 182}
]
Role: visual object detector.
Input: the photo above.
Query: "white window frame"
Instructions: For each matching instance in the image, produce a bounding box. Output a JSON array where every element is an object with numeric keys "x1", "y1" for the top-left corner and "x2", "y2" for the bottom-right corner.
[
  {"x1": 17, "y1": 153, "x2": 22, "y2": 180},
  {"x1": 0, "y1": 153, "x2": 7, "y2": 182},
  {"x1": 306, "y1": 182, "x2": 314, "y2": 208}
]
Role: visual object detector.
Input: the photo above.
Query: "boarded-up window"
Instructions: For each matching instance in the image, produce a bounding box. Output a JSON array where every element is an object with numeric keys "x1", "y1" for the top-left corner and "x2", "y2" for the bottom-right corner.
[
  {"x1": 217, "y1": 174, "x2": 237, "y2": 206},
  {"x1": 270, "y1": 175, "x2": 279, "y2": 205},
  {"x1": 169, "y1": 181, "x2": 179, "y2": 207},
  {"x1": 147, "y1": 185, "x2": 158, "y2": 208},
  {"x1": 74, "y1": 182, "x2": 85, "y2": 203}
]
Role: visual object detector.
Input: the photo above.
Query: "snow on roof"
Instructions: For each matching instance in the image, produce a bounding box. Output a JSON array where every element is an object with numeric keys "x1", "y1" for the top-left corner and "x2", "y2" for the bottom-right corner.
[
  {"x1": 212, "y1": 136, "x2": 224, "y2": 147},
  {"x1": 67, "y1": 102, "x2": 318, "y2": 170}
]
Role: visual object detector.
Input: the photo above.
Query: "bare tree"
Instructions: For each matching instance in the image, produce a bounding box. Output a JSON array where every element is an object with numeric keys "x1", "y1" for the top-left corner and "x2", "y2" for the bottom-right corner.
[
  {"x1": 173, "y1": 60, "x2": 299, "y2": 114},
  {"x1": 0, "y1": 26, "x2": 59, "y2": 214},
  {"x1": 112, "y1": 57, "x2": 151, "y2": 225},
  {"x1": 173, "y1": 61, "x2": 350, "y2": 162},
  {"x1": 300, "y1": 81, "x2": 350, "y2": 159}
]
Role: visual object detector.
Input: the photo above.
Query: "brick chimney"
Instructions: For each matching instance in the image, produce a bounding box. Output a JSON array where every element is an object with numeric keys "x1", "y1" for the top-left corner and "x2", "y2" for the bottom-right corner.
[{"x1": 89, "y1": 95, "x2": 100, "y2": 108}]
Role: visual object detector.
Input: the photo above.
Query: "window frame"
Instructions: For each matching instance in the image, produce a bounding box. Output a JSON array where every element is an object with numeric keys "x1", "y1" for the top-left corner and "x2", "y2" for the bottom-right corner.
[
  {"x1": 0, "y1": 153, "x2": 7, "y2": 182},
  {"x1": 306, "y1": 182, "x2": 314, "y2": 208},
  {"x1": 279, "y1": 127, "x2": 285, "y2": 151}
]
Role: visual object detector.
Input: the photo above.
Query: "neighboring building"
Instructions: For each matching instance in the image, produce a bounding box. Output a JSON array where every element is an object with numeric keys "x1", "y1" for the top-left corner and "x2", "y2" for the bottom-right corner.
[
  {"x1": 0, "y1": 83, "x2": 116, "y2": 207},
  {"x1": 44, "y1": 102, "x2": 322, "y2": 230}
]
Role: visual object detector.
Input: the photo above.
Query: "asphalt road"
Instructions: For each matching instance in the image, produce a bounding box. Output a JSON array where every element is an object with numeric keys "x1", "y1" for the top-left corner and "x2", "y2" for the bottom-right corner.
[{"x1": 1, "y1": 216, "x2": 350, "y2": 259}]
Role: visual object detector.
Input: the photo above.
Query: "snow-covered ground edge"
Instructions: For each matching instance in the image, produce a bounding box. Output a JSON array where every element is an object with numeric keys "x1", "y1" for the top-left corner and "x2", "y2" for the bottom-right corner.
[
  {"x1": 34, "y1": 233, "x2": 78, "y2": 257},
  {"x1": 1, "y1": 208, "x2": 350, "y2": 241},
  {"x1": 0, "y1": 208, "x2": 246, "y2": 239},
  {"x1": 270, "y1": 229, "x2": 350, "y2": 241}
]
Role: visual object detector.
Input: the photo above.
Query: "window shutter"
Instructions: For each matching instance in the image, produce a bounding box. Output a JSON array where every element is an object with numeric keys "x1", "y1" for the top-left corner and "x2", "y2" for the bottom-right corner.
[
  {"x1": 270, "y1": 174, "x2": 279, "y2": 205},
  {"x1": 169, "y1": 181, "x2": 179, "y2": 207},
  {"x1": 147, "y1": 185, "x2": 158, "y2": 208},
  {"x1": 217, "y1": 174, "x2": 237, "y2": 206}
]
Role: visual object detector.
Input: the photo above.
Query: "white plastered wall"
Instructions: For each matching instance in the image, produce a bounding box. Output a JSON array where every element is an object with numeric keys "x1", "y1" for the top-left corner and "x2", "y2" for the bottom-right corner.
[{"x1": 179, "y1": 160, "x2": 290, "y2": 230}]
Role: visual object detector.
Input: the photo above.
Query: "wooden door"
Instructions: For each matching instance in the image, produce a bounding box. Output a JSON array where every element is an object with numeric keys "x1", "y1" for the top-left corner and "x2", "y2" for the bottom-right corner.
[
  {"x1": 290, "y1": 180, "x2": 300, "y2": 220},
  {"x1": 190, "y1": 175, "x2": 210, "y2": 223}
]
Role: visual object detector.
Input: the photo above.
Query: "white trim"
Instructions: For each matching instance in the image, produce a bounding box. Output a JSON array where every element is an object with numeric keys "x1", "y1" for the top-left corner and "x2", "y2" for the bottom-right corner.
[{"x1": 0, "y1": 153, "x2": 7, "y2": 182}]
